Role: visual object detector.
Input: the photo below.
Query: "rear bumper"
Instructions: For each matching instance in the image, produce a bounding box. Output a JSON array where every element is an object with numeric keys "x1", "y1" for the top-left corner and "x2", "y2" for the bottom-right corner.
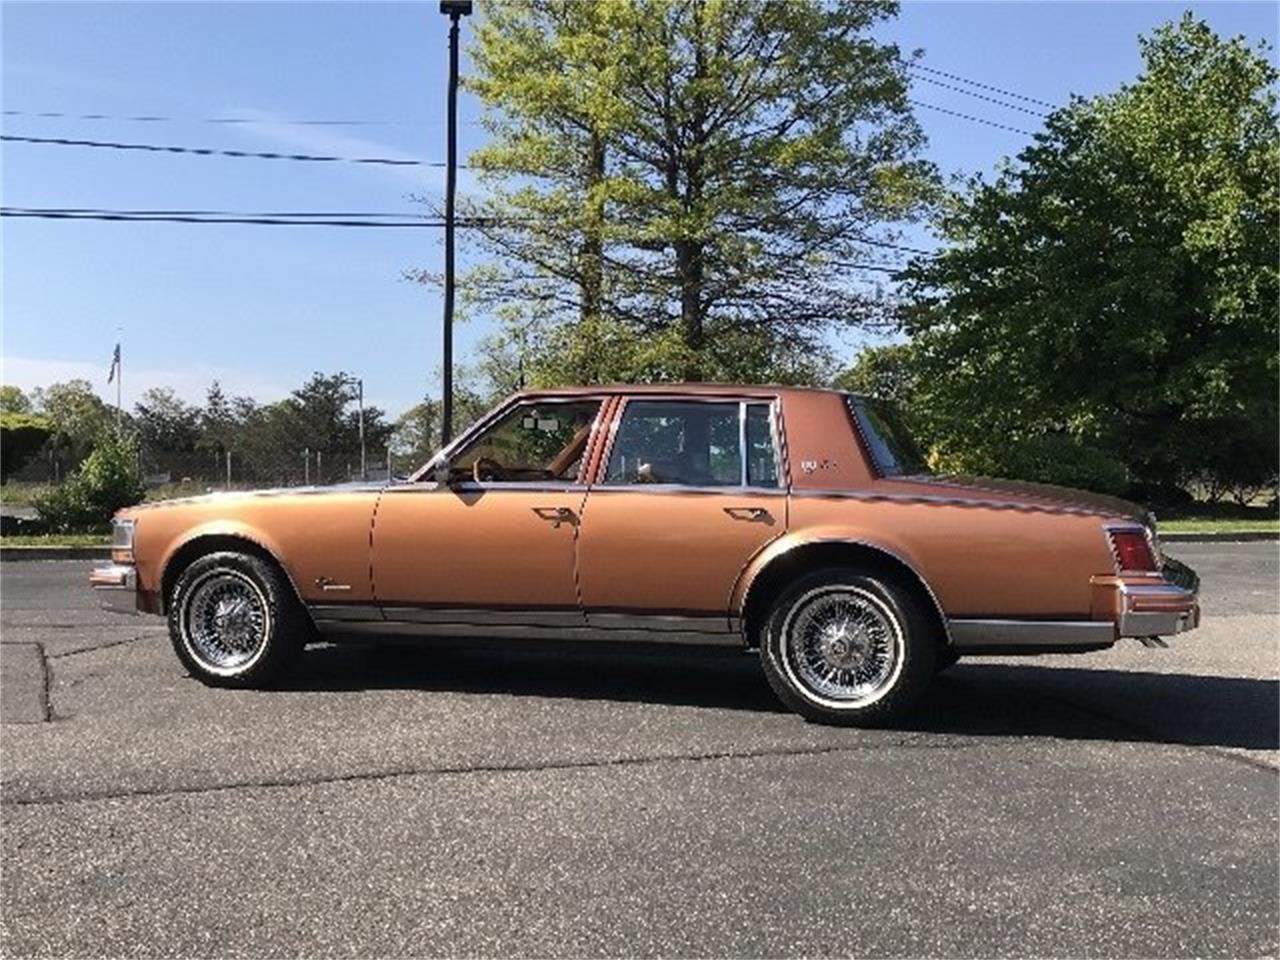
[
  {"x1": 949, "y1": 559, "x2": 1200, "y2": 653},
  {"x1": 1096, "y1": 556, "x2": 1201, "y2": 639},
  {"x1": 89, "y1": 563, "x2": 140, "y2": 614}
]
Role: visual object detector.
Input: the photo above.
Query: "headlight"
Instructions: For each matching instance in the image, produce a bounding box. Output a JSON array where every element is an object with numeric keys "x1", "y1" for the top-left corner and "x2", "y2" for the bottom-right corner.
[{"x1": 111, "y1": 518, "x2": 136, "y2": 560}]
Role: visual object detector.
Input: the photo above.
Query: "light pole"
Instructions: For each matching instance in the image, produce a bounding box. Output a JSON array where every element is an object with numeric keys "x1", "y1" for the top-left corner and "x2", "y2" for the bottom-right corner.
[
  {"x1": 439, "y1": 0, "x2": 471, "y2": 448},
  {"x1": 341, "y1": 375, "x2": 366, "y2": 481}
]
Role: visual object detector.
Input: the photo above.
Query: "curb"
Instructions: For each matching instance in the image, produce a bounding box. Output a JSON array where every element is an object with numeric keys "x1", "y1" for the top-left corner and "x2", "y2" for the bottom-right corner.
[
  {"x1": 1161, "y1": 531, "x2": 1278, "y2": 543},
  {"x1": 0, "y1": 547, "x2": 112, "y2": 562}
]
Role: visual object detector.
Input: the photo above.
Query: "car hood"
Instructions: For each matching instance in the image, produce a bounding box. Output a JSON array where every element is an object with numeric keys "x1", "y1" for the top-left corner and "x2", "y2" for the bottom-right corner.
[
  {"x1": 122, "y1": 480, "x2": 390, "y2": 513},
  {"x1": 880, "y1": 474, "x2": 1150, "y2": 524}
]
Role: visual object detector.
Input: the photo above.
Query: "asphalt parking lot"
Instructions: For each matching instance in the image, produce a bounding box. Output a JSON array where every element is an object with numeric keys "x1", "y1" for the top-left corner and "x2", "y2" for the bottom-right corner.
[{"x1": 1, "y1": 543, "x2": 1276, "y2": 958}]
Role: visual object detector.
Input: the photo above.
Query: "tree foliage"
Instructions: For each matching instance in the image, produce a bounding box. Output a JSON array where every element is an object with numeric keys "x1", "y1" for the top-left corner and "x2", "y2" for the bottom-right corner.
[
  {"x1": 0, "y1": 413, "x2": 52, "y2": 483},
  {"x1": 896, "y1": 15, "x2": 1278, "y2": 498},
  {"x1": 34, "y1": 431, "x2": 146, "y2": 532},
  {"x1": 446, "y1": 0, "x2": 933, "y2": 385}
]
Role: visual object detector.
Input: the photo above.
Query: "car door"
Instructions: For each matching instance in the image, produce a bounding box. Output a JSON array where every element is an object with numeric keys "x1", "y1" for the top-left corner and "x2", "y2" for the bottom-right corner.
[
  {"x1": 371, "y1": 397, "x2": 605, "y2": 634},
  {"x1": 575, "y1": 396, "x2": 787, "y2": 640}
]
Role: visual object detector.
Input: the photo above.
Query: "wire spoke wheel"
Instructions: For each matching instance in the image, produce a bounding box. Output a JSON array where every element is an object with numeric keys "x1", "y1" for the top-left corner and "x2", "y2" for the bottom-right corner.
[
  {"x1": 181, "y1": 569, "x2": 271, "y2": 673},
  {"x1": 782, "y1": 585, "x2": 904, "y2": 707}
]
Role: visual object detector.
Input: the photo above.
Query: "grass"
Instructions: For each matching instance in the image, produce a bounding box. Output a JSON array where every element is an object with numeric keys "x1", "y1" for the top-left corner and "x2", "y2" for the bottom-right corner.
[
  {"x1": 1160, "y1": 517, "x2": 1278, "y2": 534},
  {"x1": 0, "y1": 534, "x2": 111, "y2": 548}
]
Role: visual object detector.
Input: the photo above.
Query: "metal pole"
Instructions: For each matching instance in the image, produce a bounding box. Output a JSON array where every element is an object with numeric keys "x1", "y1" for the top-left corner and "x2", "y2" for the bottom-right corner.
[
  {"x1": 225, "y1": 449, "x2": 231, "y2": 489},
  {"x1": 304, "y1": 447, "x2": 310, "y2": 485},
  {"x1": 357, "y1": 379, "x2": 366, "y2": 481},
  {"x1": 116, "y1": 344, "x2": 122, "y2": 431},
  {"x1": 441, "y1": 8, "x2": 461, "y2": 448}
]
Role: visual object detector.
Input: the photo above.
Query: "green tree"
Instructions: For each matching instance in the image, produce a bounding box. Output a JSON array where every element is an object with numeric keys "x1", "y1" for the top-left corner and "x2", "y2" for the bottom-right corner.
[
  {"x1": 899, "y1": 15, "x2": 1278, "y2": 497},
  {"x1": 0, "y1": 385, "x2": 32, "y2": 414},
  {"x1": 449, "y1": 0, "x2": 933, "y2": 384},
  {"x1": 0, "y1": 413, "x2": 52, "y2": 483},
  {"x1": 134, "y1": 387, "x2": 200, "y2": 453},
  {"x1": 34, "y1": 431, "x2": 146, "y2": 532},
  {"x1": 30, "y1": 379, "x2": 116, "y2": 471}
]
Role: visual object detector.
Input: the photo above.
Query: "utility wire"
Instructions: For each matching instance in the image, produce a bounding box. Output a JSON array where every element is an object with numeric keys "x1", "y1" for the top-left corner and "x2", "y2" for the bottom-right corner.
[
  {"x1": 905, "y1": 63, "x2": 1058, "y2": 110},
  {"x1": 1, "y1": 205, "x2": 930, "y2": 256},
  {"x1": 0, "y1": 134, "x2": 444, "y2": 167},
  {"x1": 2, "y1": 108, "x2": 480, "y2": 126},
  {"x1": 0, "y1": 206, "x2": 913, "y2": 273},
  {"x1": 910, "y1": 74, "x2": 1050, "y2": 119},
  {"x1": 908, "y1": 100, "x2": 1037, "y2": 137}
]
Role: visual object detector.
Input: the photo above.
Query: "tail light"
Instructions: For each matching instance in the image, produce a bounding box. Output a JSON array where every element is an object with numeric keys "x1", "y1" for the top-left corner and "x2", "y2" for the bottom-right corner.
[{"x1": 1108, "y1": 527, "x2": 1157, "y2": 572}]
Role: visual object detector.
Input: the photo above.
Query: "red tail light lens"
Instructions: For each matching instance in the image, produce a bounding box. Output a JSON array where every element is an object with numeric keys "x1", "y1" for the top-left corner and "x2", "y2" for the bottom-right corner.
[{"x1": 1109, "y1": 529, "x2": 1157, "y2": 572}]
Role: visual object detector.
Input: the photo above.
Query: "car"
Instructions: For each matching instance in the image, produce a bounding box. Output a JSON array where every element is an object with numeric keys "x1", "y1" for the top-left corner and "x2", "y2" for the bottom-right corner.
[{"x1": 91, "y1": 384, "x2": 1200, "y2": 725}]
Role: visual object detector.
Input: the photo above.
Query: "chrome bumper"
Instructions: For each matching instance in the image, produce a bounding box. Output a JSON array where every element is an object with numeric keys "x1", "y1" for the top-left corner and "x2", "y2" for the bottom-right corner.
[
  {"x1": 1110, "y1": 557, "x2": 1201, "y2": 639},
  {"x1": 89, "y1": 563, "x2": 140, "y2": 615}
]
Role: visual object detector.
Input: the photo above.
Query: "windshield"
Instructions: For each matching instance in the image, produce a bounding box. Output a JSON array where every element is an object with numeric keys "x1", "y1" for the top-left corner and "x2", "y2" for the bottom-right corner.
[{"x1": 847, "y1": 396, "x2": 928, "y2": 477}]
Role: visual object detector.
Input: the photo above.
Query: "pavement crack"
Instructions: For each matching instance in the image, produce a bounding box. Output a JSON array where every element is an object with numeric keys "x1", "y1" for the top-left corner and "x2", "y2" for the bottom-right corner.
[
  {"x1": 45, "y1": 635, "x2": 156, "y2": 659},
  {"x1": 1, "y1": 737, "x2": 975, "y2": 808}
]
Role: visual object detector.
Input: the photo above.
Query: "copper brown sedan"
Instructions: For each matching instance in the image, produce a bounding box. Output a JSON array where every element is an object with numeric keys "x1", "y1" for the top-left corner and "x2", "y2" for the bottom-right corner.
[{"x1": 91, "y1": 385, "x2": 1200, "y2": 725}]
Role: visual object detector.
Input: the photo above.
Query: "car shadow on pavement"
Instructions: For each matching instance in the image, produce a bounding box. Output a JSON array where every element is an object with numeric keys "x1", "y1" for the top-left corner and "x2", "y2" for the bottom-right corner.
[{"x1": 282, "y1": 642, "x2": 1278, "y2": 752}]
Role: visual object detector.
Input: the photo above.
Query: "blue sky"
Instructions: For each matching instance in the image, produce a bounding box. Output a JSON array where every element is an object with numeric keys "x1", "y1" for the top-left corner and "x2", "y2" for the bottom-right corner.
[{"x1": 2, "y1": 0, "x2": 1275, "y2": 417}]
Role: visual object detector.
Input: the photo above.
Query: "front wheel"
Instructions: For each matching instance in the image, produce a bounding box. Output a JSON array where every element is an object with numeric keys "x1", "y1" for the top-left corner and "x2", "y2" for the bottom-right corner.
[
  {"x1": 760, "y1": 567, "x2": 936, "y2": 726},
  {"x1": 167, "y1": 551, "x2": 304, "y2": 688}
]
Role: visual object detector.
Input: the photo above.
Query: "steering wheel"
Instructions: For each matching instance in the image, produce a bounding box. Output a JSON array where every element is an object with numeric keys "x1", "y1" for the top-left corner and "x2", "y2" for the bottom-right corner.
[{"x1": 473, "y1": 456, "x2": 504, "y2": 483}]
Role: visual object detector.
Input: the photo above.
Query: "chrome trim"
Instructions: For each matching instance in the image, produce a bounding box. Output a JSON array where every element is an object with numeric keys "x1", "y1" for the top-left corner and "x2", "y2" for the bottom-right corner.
[
  {"x1": 586, "y1": 484, "x2": 787, "y2": 497},
  {"x1": 584, "y1": 612, "x2": 733, "y2": 634},
  {"x1": 308, "y1": 603, "x2": 383, "y2": 622},
  {"x1": 383, "y1": 482, "x2": 590, "y2": 494},
  {"x1": 949, "y1": 619, "x2": 1115, "y2": 649},
  {"x1": 1116, "y1": 582, "x2": 1200, "y2": 637},
  {"x1": 737, "y1": 537, "x2": 952, "y2": 647},
  {"x1": 314, "y1": 620, "x2": 741, "y2": 646},
  {"x1": 789, "y1": 487, "x2": 1133, "y2": 518},
  {"x1": 90, "y1": 563, "x2": 140, "y2": 614},
  {"x1": 378, "y1": 606, "x2": 587, "y2": 628},
  {"x1": 598, "y1": 395, "x2": 784, "y2": 493}
]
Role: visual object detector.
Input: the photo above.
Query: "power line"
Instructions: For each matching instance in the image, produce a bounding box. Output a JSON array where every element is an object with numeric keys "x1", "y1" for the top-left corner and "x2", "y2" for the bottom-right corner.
[
  {"x1": 0, "y1": 207, "x2": 914, "y2": 274},
  {"x1": 905, "y1": 63, "x2": 1057, "y2": 110},
  {"x1": 1, "y1": 207, "x2": 461, "y2": 226},
  {"x1": 908, "y1": 100, "x2": 1037, "y2": 137},
  {"x1": 0, "y1": 134, "x2": 444, "y2": 167},
  {"x1": 2, "y1": 109, "x2": 414, "y2": 126},
  {"x1": 910, "y1": 74, "x2": 1050, "y2": 119}
]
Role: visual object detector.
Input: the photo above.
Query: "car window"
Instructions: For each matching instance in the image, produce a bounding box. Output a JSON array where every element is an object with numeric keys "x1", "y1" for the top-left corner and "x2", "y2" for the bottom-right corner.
[
  {"x1": 848, "y1": 397, "x2": 928, "y2": 477},
  {"x1": 448, "y1": 400, "x2": 601, "y2": 484},
  {"x1": 746, "y1": 404, "x2": 779, "y2": 487},
  {"x1": 604, "y1": 400, "x2": 751, "y2": 487}
]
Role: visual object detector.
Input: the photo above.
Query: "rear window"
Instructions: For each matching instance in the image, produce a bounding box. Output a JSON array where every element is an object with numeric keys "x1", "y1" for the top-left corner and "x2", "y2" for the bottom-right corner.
[{"x1": 847, "y1": 397, "x2": 928, "y2": 477}]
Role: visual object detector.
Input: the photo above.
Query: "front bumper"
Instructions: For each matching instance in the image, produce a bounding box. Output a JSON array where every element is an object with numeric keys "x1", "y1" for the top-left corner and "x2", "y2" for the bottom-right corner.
[
  {"x1": 1094, "y1": 557, "x2": 1201, "y2": 639},
  {"x1": 89, "y1": 563, "x2": 141, "y2": 614}
]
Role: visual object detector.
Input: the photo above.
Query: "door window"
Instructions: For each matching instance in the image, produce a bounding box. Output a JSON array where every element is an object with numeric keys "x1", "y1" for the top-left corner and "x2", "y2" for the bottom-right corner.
[
  {"x1": 603, "y1": 400, "x2": 780, "y2": 488},
  {"x1": 447, "y1": 400, "x2": 601, "y2": 484}
]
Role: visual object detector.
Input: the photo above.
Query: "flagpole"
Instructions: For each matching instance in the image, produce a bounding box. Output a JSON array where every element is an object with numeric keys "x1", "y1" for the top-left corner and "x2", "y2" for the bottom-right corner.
[{"x1": 116, "y1": 343, "x2": 122, "y2": 431}]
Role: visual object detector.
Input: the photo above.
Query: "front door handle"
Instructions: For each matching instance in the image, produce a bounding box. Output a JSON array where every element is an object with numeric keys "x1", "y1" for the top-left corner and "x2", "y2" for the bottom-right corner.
[
  {"x1": 723, "y1": 506, "x2": 772, "y2": 522},
  {"x1": 532, "y1": 506, "x2": 577, "y2": 528}
]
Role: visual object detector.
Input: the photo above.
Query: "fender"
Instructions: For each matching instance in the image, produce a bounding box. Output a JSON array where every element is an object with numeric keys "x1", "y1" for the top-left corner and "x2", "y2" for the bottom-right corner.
[
  {"x1": 729, "y1": 525, "x2": 951, "y2": 642},
  {"x1": 154, "y1": 519, "x2": 300, "y2": 606}
]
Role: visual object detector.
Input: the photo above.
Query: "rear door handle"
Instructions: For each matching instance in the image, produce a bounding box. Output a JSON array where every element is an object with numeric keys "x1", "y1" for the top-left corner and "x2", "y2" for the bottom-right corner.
[
  {"x1": 532, "y1": 506, "x2": 576, "y2": 528},
  {"x1": 723, "y1": 506, "x2": 772, "y2": 522}
]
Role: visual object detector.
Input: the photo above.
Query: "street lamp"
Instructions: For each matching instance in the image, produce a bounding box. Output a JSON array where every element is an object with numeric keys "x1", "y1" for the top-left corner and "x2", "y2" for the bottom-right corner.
[
  {"x1": 341, "y1": 375, "x2": 366, "y2": 481},
  {"x1": 438, "y1": 0, "x2": 472, "y2": 447}
]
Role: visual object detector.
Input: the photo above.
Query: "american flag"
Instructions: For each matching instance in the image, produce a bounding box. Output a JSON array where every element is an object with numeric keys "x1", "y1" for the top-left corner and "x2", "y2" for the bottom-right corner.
[{"x1": 107, "y1": 343, "x2": 121, "y2": 384}]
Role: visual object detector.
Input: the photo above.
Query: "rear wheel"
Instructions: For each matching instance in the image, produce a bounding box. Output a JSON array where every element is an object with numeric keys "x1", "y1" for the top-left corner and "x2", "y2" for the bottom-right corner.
[
  {"x1": 760, "y1": 567, "x2": 935, "y2": 726},
  {"x1": 167, "y1": 551, "x2": 305, "y2": 688}
]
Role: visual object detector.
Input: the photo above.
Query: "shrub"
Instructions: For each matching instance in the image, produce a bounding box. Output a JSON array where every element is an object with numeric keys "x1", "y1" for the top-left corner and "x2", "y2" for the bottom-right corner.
[
  {"x1": 35, "y1": 432, "x2": 146, "y2": 532},
  {"x1": 928, "y1": 432, "x2": 1130, "y2": 497},
  {"x1": 0, "y1": 413, "x2": 52, "y2": 483}
]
